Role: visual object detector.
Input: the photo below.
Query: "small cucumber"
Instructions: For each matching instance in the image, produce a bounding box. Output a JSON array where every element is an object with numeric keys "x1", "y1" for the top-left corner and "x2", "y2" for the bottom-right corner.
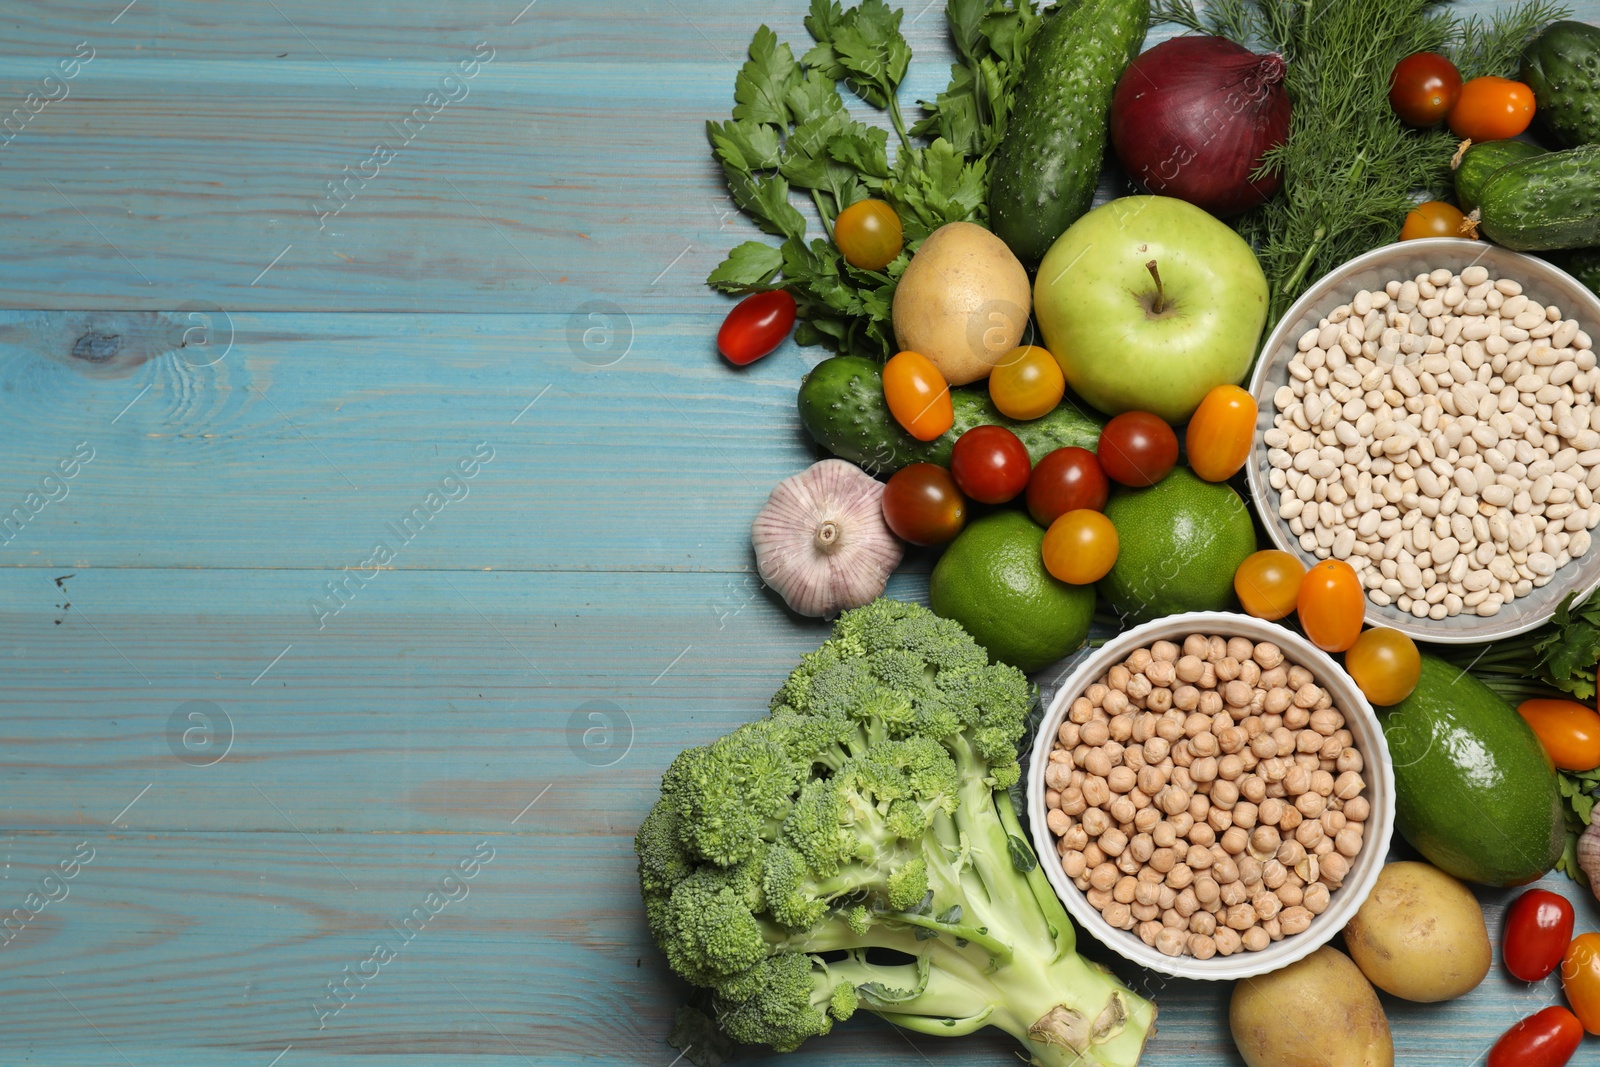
[
  {"x1": 987, "y1": 0, "x2": 1148, "y2": 266},
  {"x1": 797, "y1": 355, "x2": 1103, "y2": 474},
  {"x1": 1521, "y1": 20, "x2": 1600, "y2": 148},
  {"x1": 1474, "y1": 146, "x2": 1600, "y2": 251},
  {"x1": 1453, "y1": 139, "x2": 1544, "y2": 214}
]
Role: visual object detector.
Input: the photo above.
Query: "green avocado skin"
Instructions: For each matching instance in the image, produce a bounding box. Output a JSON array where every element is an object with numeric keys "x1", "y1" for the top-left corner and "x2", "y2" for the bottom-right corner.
[{"x1": 1381, "y1": 655, "x2": 1564, "y2": 886}]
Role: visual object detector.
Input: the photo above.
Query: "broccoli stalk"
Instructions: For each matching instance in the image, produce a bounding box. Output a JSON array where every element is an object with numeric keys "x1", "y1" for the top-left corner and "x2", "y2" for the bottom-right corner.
[{"x1": 636, "y1": 600, "x2": 1154, "y2": 1066}]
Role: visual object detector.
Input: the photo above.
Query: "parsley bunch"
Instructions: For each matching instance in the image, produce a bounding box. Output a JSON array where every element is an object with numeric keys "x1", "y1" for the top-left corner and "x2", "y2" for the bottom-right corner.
[{"x1": 706, "y1": 0, "x2": 1042, "y2": 360}]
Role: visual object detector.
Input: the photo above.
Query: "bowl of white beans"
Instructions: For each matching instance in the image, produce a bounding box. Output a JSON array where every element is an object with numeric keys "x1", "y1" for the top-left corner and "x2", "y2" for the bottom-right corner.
[
  {"x1": 1246, "y1": 238, "x2": 1600, "y2": 643},
  {"x1": 1027, "y1": 612, "x2": 1395, "y2": 980}
]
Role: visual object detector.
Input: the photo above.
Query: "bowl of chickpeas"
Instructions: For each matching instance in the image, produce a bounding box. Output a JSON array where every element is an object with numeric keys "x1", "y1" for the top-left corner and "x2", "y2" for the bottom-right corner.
[{"x1": 1025, "y1": 612, "x2": 1395, "y2": 980}]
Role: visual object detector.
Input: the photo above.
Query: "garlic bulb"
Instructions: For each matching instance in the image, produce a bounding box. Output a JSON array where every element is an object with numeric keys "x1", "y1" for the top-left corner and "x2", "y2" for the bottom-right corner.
[
  {"x1": 1580, "y1": 818, "x2": 1600, "y2": 898},
  {"x1": 751, "y1": 459, "x2": 904, "y2": 618}
]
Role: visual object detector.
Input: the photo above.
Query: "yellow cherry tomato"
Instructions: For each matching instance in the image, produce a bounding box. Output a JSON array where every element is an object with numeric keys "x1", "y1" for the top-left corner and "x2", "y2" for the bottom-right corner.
[
  {"x1": 1400, "y1": 201, "x2": 1468, "y2": 241},
  {"x1": 1234, "y1": 549, "x2": 1307, "y2": 621},
  {"x1": 834, "y1": 199, "x2": 903, "y2": 270},
  {"x1": 989, "y1": 346, "x2": 1066, "y2": 420},
  {"x1": 882, "y1": 350, "x2": 953, "y2": 442},
  {"x1": 1297, "y1": 559, "x2": 1365, "y2": 652},
  {"x1": 1042, "y1": 510, "x2": 1119, "y2": 585},
  {"x1": 1344, "y1": 628, "x2": 1422, "y2": 706},
  {"x1": 1186, "y1": 384, "x2": 1257, "y2": 482}
]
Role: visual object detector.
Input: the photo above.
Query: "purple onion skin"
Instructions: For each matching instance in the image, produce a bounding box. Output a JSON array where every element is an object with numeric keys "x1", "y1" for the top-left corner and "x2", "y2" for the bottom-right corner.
[{"x1": 1110, "y1": 36, "x2": 1291, "y2": 218}]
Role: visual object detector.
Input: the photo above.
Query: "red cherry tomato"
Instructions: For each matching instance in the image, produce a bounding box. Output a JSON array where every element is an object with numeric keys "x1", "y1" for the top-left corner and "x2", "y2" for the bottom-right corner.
[
  {"x1": 1097, "y1": 411, "x2": 1178, "y2": 487},
  {"x1": 1516, "y1": 699, "x2": 1600, "y2": 772},
  {"x1": 882, "y1": 351, "x2": 954, "y2": 442},
  {"x1": 1343, "y1": 627, "x2": 1421, "y2": 706},
  {"x1": 834, "y1": 199, "x2": 903, "y2": 271},
  {"x1": 1041, "y1": 510, "x2": 1119, "y2": 585},
  {"x1": 1503, "y1": 889, "x2": 1576, "y2": 982},
  {"x1": 1562, "y1": 932, "x2": 1600, "y2": 1035},
  {"x1": 717, "y1": 290, "x2": 796, "y2": 365},
  {"x1": 1186, "y1": 384, "x2": 1257, "y2": 483},
  {"x1": 1449, "y1": 76, "x2": 1537, "y2": 141},
  {"x1": 1296, "y1": 560, "x2": 1365, "y2": 652},
  {"x1": 1234, "y1": 550, "x2": 1306, "y2": 622},
  {"x1": 1026, "y1": 447, "x2": 1110, "y2": 526},
  {"x1": 950, "y1": 425, "x2": 1031, "y2": 505},
  {"x1": 1400, "y1": 201, "x2": 1468, "y2": 241},
  {"x1": 881, "y1": 464, "x2": 967, "y2": 546},
  {"x1": 1388, "y1": 52, "x2": 1463, "y2": 127},
  {"x1": 1486, "y1": 1006, "x2": 1584, "y2": 1067}
]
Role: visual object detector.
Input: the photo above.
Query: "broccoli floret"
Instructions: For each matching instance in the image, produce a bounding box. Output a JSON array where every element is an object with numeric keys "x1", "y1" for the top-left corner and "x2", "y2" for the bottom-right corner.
[{"x1": 635, "y1": 600, "x2": 1155, "y2": 1067}]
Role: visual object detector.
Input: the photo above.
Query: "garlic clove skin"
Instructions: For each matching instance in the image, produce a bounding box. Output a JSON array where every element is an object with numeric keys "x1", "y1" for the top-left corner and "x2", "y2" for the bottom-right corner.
[
  {"x1": 751, "y1": 458, "x2": 904, "y2": 618},
  {"x1": 1580, "y1": 818, "x2": 1600, "y2": 900}
]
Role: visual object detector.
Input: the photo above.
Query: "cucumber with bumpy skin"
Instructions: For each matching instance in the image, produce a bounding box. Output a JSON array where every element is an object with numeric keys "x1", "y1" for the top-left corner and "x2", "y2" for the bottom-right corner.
[
  {"x1": 1474, "y1": 146, "x2": 1600, "y2": 251},
  {"x1": 1521, "y1": 21, "x2": 1600, "y2": 148},
  {"x1": 987, "y1": 0, "x2": 1148, "y2": 267},
  {"x1": 1453, "y1": 139, "x2": 1544, "y2": 214},
  {"x1": 798, "y1": 355, "x2": 1102, "y2": 474}
]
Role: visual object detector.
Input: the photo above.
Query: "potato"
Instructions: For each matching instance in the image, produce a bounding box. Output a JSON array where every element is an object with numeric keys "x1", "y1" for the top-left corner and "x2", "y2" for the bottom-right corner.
[
  {"x1": 891, "y1": 221, "x2": 1030, "y2": 386},
  {"x1": 1342, "y1": 861, "x2": 1491, "y2": 1003},
  {"x1": 1230, "y1": 947, "x2": 1392, "y2": 1067}
]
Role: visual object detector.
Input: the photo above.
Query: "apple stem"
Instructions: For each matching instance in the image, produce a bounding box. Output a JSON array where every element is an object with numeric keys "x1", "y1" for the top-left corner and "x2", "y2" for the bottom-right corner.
[{"x1": 1146, "y1": 260, "x2": 1165, "y2": 315}]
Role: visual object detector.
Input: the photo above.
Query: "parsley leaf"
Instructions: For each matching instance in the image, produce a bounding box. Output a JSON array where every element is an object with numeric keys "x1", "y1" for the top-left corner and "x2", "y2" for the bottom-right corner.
[
  {"x1": 707, "y1": 242, "x2": 784, "y2": 293},
  {"x1": 733, "y1": 26, "x2": 801, "y2": 126},
  {"x1": 705, "y1": 119, "x2": 781, "y2": 173},
  {"x1": 722, "y1": 164, "x2": 807, "y2": 241}
]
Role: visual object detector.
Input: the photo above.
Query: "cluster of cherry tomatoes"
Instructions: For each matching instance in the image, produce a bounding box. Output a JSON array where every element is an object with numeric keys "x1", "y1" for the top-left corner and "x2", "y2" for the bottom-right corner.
[
  {"x1": 1233, "y1": 551, "x2": 1424, "y2": 706},
  {"x1": 1387, "y1": 51, "x2": 1539, "y2": 245},
  {"x1": 882, "y1": 382, "x2": 1262, "y2": 591},
  {"x1": 1487, "y1": 888, "x2": 1600, "y2": 1067}
]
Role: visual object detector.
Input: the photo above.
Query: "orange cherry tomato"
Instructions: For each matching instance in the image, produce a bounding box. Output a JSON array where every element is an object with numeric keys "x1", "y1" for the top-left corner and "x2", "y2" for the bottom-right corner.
[
  {"x1": 1400, "y1": 201, "x2": 1468, "y2": 241},
  {"x1": 1186, "y1": 384, "x2": 1257, "y2": 482},
  {"x1": 1449, "y1": 76, "x2": 1537, "y2": 141},
  {"x1": 834, "y1": 199, "x2": 903, "y2": 270},
  {"x1": 1344, "y1": 627, "x2": 1422, "y2": 706},
  {"x1": 990, "y1": 346, "x2": 1065, "y2": 421},
  {"x1": 1042, "y1": 510, "x2": 1119, "y2": 585},
  {"x1": 1296, "y1": 559, "x2": 1365, "y2": 652},
  {"x1": 1516, "y1": 699, "x2": 1600, "y2": 772},
  {"x1": 1561, "y1": 932, "x2": 1600, "y2": 1035},
  {"x1": 1234, "y1": 550, "x2": 1306, "y2": 621},
  {"x1": 882, "y1": 350, "x2": 953, "y2": 442}
]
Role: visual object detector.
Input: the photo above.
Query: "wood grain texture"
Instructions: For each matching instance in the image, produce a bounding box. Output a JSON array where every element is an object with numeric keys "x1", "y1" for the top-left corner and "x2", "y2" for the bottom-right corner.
[{"x1": 1, "y1": 0, "x2": 1598, "y2": 1065}]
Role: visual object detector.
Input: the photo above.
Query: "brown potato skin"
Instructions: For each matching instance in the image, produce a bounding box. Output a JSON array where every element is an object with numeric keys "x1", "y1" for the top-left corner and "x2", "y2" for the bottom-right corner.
[
  {"x1": 1230, "y1": 947, "x2": 1393, "y2": 1067},
  {"x1": 891, "y1": 221, "x2": 1030, "y2": 386},
  {"x1": 1342, "y1": 861, "x2": 1491, "y2": 1003}
]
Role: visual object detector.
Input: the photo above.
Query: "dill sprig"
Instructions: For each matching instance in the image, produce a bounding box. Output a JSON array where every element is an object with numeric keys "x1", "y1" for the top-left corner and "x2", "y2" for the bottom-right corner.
[{"x1": 1153, "y1": 0, "x2": 1570, "y2": 329}]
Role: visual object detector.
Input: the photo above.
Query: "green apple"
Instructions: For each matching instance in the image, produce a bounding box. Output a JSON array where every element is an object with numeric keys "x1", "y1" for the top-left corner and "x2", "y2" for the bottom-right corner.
[{"x1": 1033, "y1": 196, "x2": 1268, "y2": 424}]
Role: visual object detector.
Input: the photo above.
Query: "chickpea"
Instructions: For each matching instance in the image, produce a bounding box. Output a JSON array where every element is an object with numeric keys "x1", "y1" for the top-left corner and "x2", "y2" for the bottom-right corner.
[
  {"x1": 1174, "y1": 886, "x2": 1199, "y2": 918},
  {"x1": 1151, "y1": 640, "x2": 1179, "y2": 662},
  {"x1": 1232, "y1": 801, "x2": 1259, "y2": 829},
  {"x1": 1242, "y1": 927, "x2": 1271, "y2": 952},
  {"x1": 1137, "y1": 920, "x2": 1163, "y2": 947},
  {"x1": 1226, "y1": 903, "x2": 1258, "y2": 931},
  {"x1": 1210, "y1": 779, "x2": 1240, "y2": 811},
  {"x1": 1198, "y1": 690, "x2": 1225, "y2": 717},
  {"x1": 1102, "y1": 901, "x2": 1133, "y2": 929},
  {"x1": 1083, "y1": 749, "x2": 1112, "y2": 778},
  {"x1": 1172, "y1": 685, "x2": 1200, "y2": 712},
  {"x1": 1047, "y1": 809, "x2": 1072, "y2": 836},
  {"x1": 1250, "y1": 825, "x2": 1281, "y2": 856},
  {"x1": 1262, "y1": 859, "x2": 1289, "y2": 890},
  {"x1": 1090, "y1": 862, "x2": 1119, "y2": 891},
  {"x1": 1132, "y1": 902, "x2": 1160, "y2": 922},
  {"x1": 1220, "y1": 879, "x2": 1250, "y2": 906},
  {"x1": 1080, "y1": 719, "x2": 1111, "y2": 746},
  {"x1": 1276, "y1": 839, "x2": 1306, "y2": 867},
  {"x1": 1100, "y1": 828, "x2": 1130, "y2": 858},
  {"x1": 1344, "y1": 796, "x2": 1370, "y2": 823},
  {"x1": 1158, "y1": 885, "x2": 1178, "y2": 910},
  {"x1": 1117, "y1": 851, "x2": 1142, "y2": 875},
  {"x1": 1237, "y1": 856, "x2": 1263, "y2": 886},
  {"x1": 1220, "y1": 826, "x2": 1249, "y2": 856},
  {"x1": 1166, "y1": 863, "x2": 1195, "y2": 890},
  {"x1": 1277, "y1": 806, "x2": 1303, "y2": 832},
  {"x1": 1111, "y1": 874, "x2": 1138, "y2": 904},
  {"x1": 1187, "y1": 845, "x2": 1216, "y2": 872},
  {"x1": 1137, "y1": 765, "x2": 1167, "y2": 796},
  {"x1": 1188, "y1": 933, "x2": 1218, "y2": 960},
  {"x1": 1279, "y1": 906, "x2": 1313, "y2": 936},
  {"x1": 1145, "y1": 659, "x2": 1176, "y2": 687},
  {"x1": 1086, "y1": 887, "x2": 1114, "y2": 910},
  {"x1": 1135, "y1": 878, "x2": 1162, "y2": 906},
  {"x1": 1143, "y1": 736, "x2": 1171, "y2": 763},
  {"x1": 1187, "y1": 793, "x2": 1211, "y2": 823},
  {"x1": 1108, "y1": 795, "x2": 1136, "y2": 826},
  {"x1": 1336, "y1": 747, "x2": 1364, "y2": 773},
  {"x1": 1082, "y1": 776, "x2": 1111, "y2": 807},
  {"x1": 1239, "y1": 776, "x2": 1267, "y2": 804},
  {"x1": 1149, "y1": 847, "x2": 1177, "y2": 874},
  {"x1": 1187, "y1": 822, "x2": 1216, "y2": 849},
  {"x1": 1207, "y1": 807, "x2": 1234, "y2": 834},
  {"x1": 1250, "y1": 732, "x2": 1278, "y2": 759},
  {"x1": 1155, "y1": 927, "x2": 1187, "y2": 957},
  {"x1": 1303, "y1": 882, "x2": 1331, "y2": 915},
  {"x1": 1263, "y1": 916, "x2": 1284, "y2": 942},
  {"x1": 1278, "y1": 881, "x2": 1304, "y2": 908},
  {"x1": 1295, "y1": 729, "x2": 1323, "y2": 755},
  {"x1": 1083, "y1": 842, "x2": 1105, "y2": 868},
  {"x1": 1169, "y1": 812, "x2": 1196, "y2": 839},
  {"x1": 1335, "y1": 826, "x2": 1364, "y2": 857},
  {"x1": 1334, "y1": 771, "x2": 1366, "y2": 800},
  {"x1": 1295, "y1": 791, "x2": 1328, "y2": 818},
  {"x1": 1082, "y1": 807, "x2": 1111, "y2": 837},
  {"x1": 1283, "y1": 705, "x2": 1311, "y2": 729},
  {"x1": 1104, "y1": 690, "x2": 1131, "y2": 717},
  {"x1": 1190, "y1": 756, "x2": 1219, "y2": 784},
  {"x1": 1215, "y1": 927, "x2": 1244, "y2": 956},
  {"x1": 1175, "y1": 654, "x2": 1206, "y2": 683},
  {"x1": 1193, "y1": 875, "x2": 1221, "y2": 906},
  {"x1": 1152, "y1": 821, "x2": 1178, "y2": 848},
  {"x1": 1060, "y1": 825, "x2": 1089, "y2": 852},
  {"x1": 1134, "y1": 806, "x2": 1162, "y2": 834}
]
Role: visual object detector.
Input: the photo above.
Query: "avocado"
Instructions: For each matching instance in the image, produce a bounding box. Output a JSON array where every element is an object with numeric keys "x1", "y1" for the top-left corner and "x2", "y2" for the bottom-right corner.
[{"x1": 1380, "y1": 655, "x2": 1564, "y2": 886}]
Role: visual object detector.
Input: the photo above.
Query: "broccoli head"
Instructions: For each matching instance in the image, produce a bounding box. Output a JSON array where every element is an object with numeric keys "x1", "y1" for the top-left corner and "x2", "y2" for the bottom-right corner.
[{"x1": 635, "y1": 599, "x2": 1154, "y2": 1067}]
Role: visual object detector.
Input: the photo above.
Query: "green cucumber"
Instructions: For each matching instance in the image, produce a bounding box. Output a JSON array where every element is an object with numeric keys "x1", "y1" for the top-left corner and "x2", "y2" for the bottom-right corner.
[
  {"x1": 1380, "y1": 655, "x2": 1564, "y2": 887},
  {"x1": 1453, "y1": 139, "x2": 1544, "y2": 214},
  {"x1": 1474, "y1": 146, "x2": 1600, "y2": 251},
  {"x1": 1521, "y1": 20, "x2": 1600, "y2": 148},
  {"x1": 987, "y1": 0, "x2": 1148, "y2": 267},
  {"x1": 797, "y1": 355, "x2": 1103, "y2": 474},
  {"x1": 1546, "y1": 247, "x2": 1600, "y2": 298}
]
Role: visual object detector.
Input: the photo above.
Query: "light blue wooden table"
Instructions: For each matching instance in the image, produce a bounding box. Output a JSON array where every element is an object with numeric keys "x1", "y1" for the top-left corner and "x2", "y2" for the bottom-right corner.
[{"x1": 1, "y1": 2, "x2": 1598, "y2": 1064}]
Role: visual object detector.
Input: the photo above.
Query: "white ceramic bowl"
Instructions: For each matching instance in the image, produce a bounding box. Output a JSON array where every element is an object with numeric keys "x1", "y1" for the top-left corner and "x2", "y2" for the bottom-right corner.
[
  {"x1": 1026, "y1": 612, "x2": 1395, "y2": 981},
  {"x1": 1245, "y1": 238, "x2": 1600, "y2": 644}
]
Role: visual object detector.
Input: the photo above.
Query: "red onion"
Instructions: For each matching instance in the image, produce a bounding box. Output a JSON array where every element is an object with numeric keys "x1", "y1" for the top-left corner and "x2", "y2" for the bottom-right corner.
[{"x1": 1110, "y1": 36, "x2": 1291, "y2": 217}]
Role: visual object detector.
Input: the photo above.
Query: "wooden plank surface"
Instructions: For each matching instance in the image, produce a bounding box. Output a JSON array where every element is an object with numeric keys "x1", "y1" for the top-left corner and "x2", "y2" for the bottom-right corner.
[{"x1": 2, "y1": 1, "x2": 1599, "y2": 1065}]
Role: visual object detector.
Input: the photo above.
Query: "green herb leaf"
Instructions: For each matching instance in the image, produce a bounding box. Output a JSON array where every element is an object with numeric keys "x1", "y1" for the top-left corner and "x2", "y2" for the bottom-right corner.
[
  {"x1": 828, "y1": 124, "x2": 891, "y2": 179},
  {"x1": 723, "y1": 164, "x2": 808, "y2": 241},
  {"x1": 786, "y1": 69, "x2": 845, "y2": 126},
  {"x1": 706, "y1": 118, "x2": 782, "y2": 173},
  {"x1": 734, "y1": 26, "x2": 802, "y2": 126},
  {"x1": 707, "y1": 241, "x2": 784, "y2": 293}
]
